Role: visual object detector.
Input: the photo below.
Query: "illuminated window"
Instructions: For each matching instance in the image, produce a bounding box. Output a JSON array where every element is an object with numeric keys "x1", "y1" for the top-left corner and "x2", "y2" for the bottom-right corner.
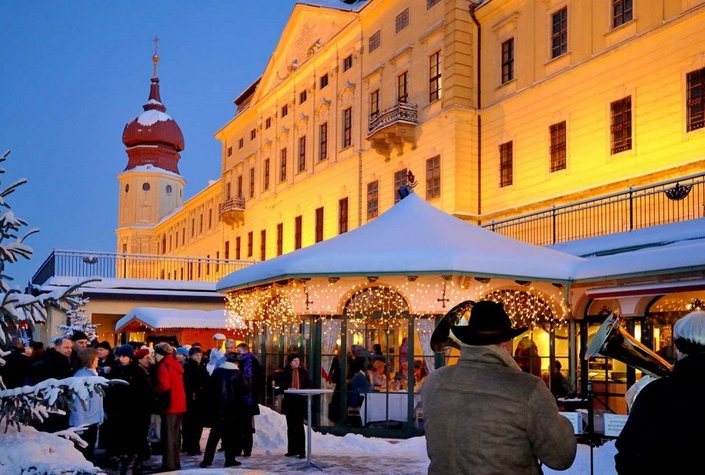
[
  {"x1": 612, "y1": 0, "x2": 633, "y2": 28},
  {"x1": 501, "y1": 38, "x2": 514, "y2": 84},
  {"x1": 429, "y1": 51, "x2": 442, "y2": 102},
  {"x1": 295, "y1": 215, "x2": 302, "y2": 249},
  {"x1": 263, "y1": 158, "x2": 270, "y2": 190},
  {"x1": 369, "y1": 30, "x2": 381, "y2": 53},
  {"x1": 426, "y1": 155, "x2": 441, "y2": 199},
  {"x1": 298, "y1": 136, "x2": 306, "y2": 173},
  {"x1": 319, "y1": 123, "x2": 328, "y2": 161},
  {"x1": 396, "y1": 8, "x2": 409, "y2": 33},
  {"x1": 342, "y1": 107, "x2": 352, "y2": 148},
  {"x1": 315, "y1": 207, "x2": 324, "y2": 243},
  {"x1": 610, "y1": 96, "x2": 632, "y2": 154},
  {"x1": 280, "y1": 148, "x2": 287, "y2": 182},
  {"x1": 276, "y1": 223, "x2": 283, "y2": 256},
  {"x1": 394, "y1": 168, "x2": 408, "y2": 203},
  {"x1": 550, "y1": 121, "x2": 567, "y2": 172},
  {"x1": 370, "y1": 90, "x2": 380, "y2": 120},
  {"x1": 687, "y1": 68, "x2": 705, "y2": 132},
  {"x1": 398, "y1": 71, "x2": 408, "y2": 103},
  {"x1": 500, "y1": 141, "x2": 513, "y2": 187},
  {"x1": 551, "y1": 7, "x2": 568, "y2": 58},
  {"x1": 367, "y1": 180, "x2": 379, "y2": 220},
  {"x1": 338, "y1": 197, "x2": 349, "y2": 234}
]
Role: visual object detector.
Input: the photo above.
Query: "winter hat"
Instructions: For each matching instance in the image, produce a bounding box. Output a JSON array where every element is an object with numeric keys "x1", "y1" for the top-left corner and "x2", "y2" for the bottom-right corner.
[
  {"x1": 176, "y1": 346, "x2": 189, "y2": 358},
  {"x1": 71, "y1": 331, "x2": 89, "y2": 342},
  {"x1": 97, "y1": 341, "x2": 112, "y2": 351},
  {"x1": 213, "y1": 333, "x2": 226, "y2": 341},
  {"x1": 674, "y1": 311, "x2": 705, "y2": 355},
  {"x1": 154, "y1": 342, "x2": 173, "y2": 356},
  {"x1": 286, "y1": 352, "x2": 301, "y2": 366},
  {"x1": 115, "y1": 344, "x2": 135, "y2": 358},
  {"x1": 134, "y1": 348, "x2": 150, "y2": 360},
  {"x1": 189, "y1": 346, "x2": 203, "y2": 357}
]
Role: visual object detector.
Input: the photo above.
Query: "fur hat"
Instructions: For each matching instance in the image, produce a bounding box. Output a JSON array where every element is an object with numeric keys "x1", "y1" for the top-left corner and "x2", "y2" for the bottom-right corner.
[
  {"x1": 674, "y1": 311, "x2": 705, "y2": 355},
  {"x1": 71, "y1": 331, "x2": 89, "y2": 342},
  {"x1": 154, "y1": 342, "x2": 173, "y2": 356},
  {"x1": 115, "y1": 344, "x2": 134, "y2": 358}
]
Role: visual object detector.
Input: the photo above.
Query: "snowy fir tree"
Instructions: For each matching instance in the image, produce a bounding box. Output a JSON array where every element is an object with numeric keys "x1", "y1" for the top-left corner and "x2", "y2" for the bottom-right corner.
[
  {"x1": 58, "y1": 297, "x2": 98, "y2": 342},
  {"x1": 0, "y1": 150, "x2": 91, "y2": 348}
]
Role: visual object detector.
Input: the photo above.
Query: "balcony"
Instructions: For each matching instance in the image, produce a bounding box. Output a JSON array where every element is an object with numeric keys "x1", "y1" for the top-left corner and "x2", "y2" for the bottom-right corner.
[
  {"x1": 220, "y1": 196, "x2": 245, "y2": 225},
  {"x1": 367, "y1": 102, "x2": 418, "y2": 159},
  {"x1": 31, "y1": 249, "x2": 255, "y2": 285}
]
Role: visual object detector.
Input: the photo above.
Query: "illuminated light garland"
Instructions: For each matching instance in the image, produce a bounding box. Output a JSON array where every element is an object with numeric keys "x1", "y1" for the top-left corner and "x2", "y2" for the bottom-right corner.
[{"x1": 479, "y1": 287, "x2": 569, "y2": 332}]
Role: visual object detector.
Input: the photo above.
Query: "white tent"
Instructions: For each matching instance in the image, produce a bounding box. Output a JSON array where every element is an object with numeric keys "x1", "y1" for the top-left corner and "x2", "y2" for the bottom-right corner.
[
  {"x1": 217, "y1": 192, "x2": 585, "y2": 292},
  {"x1": 115, "y1": 307, "x2": 227, "y2": 332}
]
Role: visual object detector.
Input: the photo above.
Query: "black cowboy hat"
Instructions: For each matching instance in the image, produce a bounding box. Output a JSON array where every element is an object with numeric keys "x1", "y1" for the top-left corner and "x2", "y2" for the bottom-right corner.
[{"x1": 431, "y1": 300, "x2": 528, "y2": 351}]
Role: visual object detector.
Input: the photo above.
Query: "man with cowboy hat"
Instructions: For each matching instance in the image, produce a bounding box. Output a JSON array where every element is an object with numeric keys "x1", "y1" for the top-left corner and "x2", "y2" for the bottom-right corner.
[{"x1": 422, "y1": 300, "x2": 576, "y2": 474}]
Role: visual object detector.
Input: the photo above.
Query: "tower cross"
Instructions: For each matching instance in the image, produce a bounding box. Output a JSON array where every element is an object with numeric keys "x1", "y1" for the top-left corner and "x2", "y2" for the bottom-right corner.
[{"x1": 152, "y1": 35, "x2": 160, "y2": 78}]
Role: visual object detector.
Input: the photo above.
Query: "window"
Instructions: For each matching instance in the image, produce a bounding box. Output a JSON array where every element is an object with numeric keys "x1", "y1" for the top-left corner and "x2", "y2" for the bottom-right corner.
[
  {"x1": 550, "y1": 121, "x2": 567, "y2": 172},
  {"x1": 611, "y1": 96, "x2": 632, "y2": 154},
  {"x1": 142, "y1": 182, "x2": 150, "y2": 191},
  {"x1": 398, "y1": 72, "x2": 409, "y2": 103},
  {"x1": 191, "y1": 218, "x2": 195, "y2": 236},
  {"x1": 237, "y1": 175, "x2": 243, "y2": 197},
  {"x1": 263, "y1": 158, "x2": 270, "y2": 190},
  {"x1": 551, "y1": 7, "x2": 568, "y2": 58},
  {"x1": 369, "y1": 30, "x2": 381, "y2": 52},
  {"x1": 370, "y1": 90, "x2": 380, "y2": 119},
  {"x1": 247, "y1": 231, "x2": 253, "y2": 257},
  {"x1": 225, "y1": 240, "x2": 231, "y2": 259},
  {"x1": 238, "y1": 138, "x2": 244, "y2": 149},
  {"x1": 427, "y1": 0, "x2": 440, "y2": 8},
  {"x1": 227, "y1": 146, "x2": 233, "y2": 157},
  {"x1": 182, "y1": 227, "x2": 185, "y2": 245},
  {"x1": 208, "y1": 208, "x2": 212, "y2": 228},
  {"x1": 299, "y1": 90, "x2": 307, "y2": 104},
  {"x1": 429, "y1": 51, "x2": 442, "y2": 102},
  {"x1": 342, "y1": 107, "x2": 352, "y2": 148},
  {"x1": 319, "y1": 123, "x2": 328, "y2": 161},
  {"x1": 199, "y1": 213, "x2": 203, "y2": 233},
  {"x1": 612, "y1": 0, "x2": 633, "y2": 28},
  {"x1": 320, "y1": 73, "x2": 329, "y2": 89},
  {"x1": 338, "y1": 198, "x2": 349, "y2": 234},
  {"x1": 396, "y1": 8, "x2": 410, "y2": 33},
  {"x1": 249, "y1": 168, "x2": 255, "y2": 198},
  {"x1": 234, "y1": 237, "x2": 240, "y2": 260},
  {"x1": 297, "y1": 136, "x2": 306, "y2": 173},
  {"x1": 260, "y1": 230, "x2": 266, "y2": 261},
  {"x1": 315, "y1": 207, "x2": 324, "y2": 242},
  {"x1": 501, "y1": 38, "x2": 514, "y2": 84},
  {"x1": 426, "y1": 155, "x2": 441, "y2": 199},
  {"x1": 280, "y1": 148, "x2": 288, "y2": 181},
  {"x1": 367, "y1": 180, "x2": 379, "y2": 220},
  {"x1": 687, "y1": 68, "x2": 705, "y2": 132},
  {"x1": 166, "y1": 184, "x2": 172, "y2": 194},
  {"x1": 250, "y1": 128, "x2": 256, "y2": 140},
  {"x1": 343, "y1": 55, "x2": 353, "y2": 71},
  {"x1": 394, "y1": 168, "x2": 408, "y2": 203},
  {"x1": 500, "y1": 141, "x2": 513, "y2": 187},
  {"x1": 276, "y1": 223, "x2": 283, "y2": 256},
  {"x1": 281, "y1": 104, "x2": 288, "y2": 117},
  {"x1": 265, "y1": 117, "x2": 272, "y2": 129},
  {"x1": 295, "y1": 215, "x2": 302, "y2": 250}
]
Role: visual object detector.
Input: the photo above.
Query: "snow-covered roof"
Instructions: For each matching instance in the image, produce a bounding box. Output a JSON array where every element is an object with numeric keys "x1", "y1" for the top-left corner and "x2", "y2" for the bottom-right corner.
[
  {"x1": 115, "y1": 307, "x2": 228, "y2": 332},
  {"x1": 135, "y1": 109, "x2": 174, "y2": 126},
  {"x1": 120, "y1": 164, "x2": 183, "y2": 179},
  {"x1": 217, "y1": 192, "x2": 585, "y2": 292},
  {"x1": 298, "y1": 0, "x2": 370, "y2": 12},
  {"x1": 41, "y1": 277, "x2": 222, "y2": 300}
]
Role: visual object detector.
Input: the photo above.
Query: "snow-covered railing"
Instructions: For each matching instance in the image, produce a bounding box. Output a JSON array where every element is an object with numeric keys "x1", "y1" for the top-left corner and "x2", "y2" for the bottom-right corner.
[{"x1": 32, "y1": 250, "x2": 256, "y2": 285}]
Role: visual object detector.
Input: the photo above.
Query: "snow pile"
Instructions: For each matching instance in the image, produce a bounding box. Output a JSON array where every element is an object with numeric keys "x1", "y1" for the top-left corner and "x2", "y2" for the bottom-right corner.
[{"x1": 0, "y1": 425, "x2": 99, "y2": 474}]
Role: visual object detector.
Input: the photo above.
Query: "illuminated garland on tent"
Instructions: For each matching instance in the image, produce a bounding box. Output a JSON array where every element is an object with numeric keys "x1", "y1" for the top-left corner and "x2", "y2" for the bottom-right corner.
[{"x1": 480, "y1": 287, "x2": 569, "y2": 331}]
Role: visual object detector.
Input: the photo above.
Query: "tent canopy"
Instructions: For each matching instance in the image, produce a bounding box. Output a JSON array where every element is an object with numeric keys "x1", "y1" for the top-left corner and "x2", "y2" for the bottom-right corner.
[{"x1": 217, "y1": 192, "x2": 585, "y2": 292}]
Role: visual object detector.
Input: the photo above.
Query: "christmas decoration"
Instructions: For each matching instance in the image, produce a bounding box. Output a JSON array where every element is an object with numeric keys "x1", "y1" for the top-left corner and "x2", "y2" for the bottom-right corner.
[{"x1": 58, "y1": 297, "x2": 98, "y2": 342}]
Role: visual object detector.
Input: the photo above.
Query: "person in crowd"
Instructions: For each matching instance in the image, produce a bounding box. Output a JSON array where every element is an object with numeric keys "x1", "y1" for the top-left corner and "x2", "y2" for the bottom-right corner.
[
  {"x1": 200, "y1": 352, "x2": 246, "y2": 468},
  {"x1": 326, "y1": 352, "x2": 343, "y2": 424},
  {"x1": 175, "y1": 346, "x2": 189, "y2": 365},
  {"x1": 371, "y1": 343, "x2": 385, "y2": 362},
  {"x1": 182, "y1": 346, "x2": 209, "y2": 456},
  {"x1": 615, "y1": 310, "x2": 705, "y2": 474},
  {"x1": 235, "y1": 342, "x2": 264, "y2": 457},
  {"x1": 514, "y1": 336, "x2": 543, "y2": 377},
  {"x1": 549, "y1": 360, "x2": 571, "y2": 397},
  {"x1": 399, "y1": 337, "x2": 409, "y2": 366},
  {"x1": 393, "y1": 360, "x2": 410, "y2": 391},
  {"x1": 423, "y1": 300, "x2": 576, "y2": 474},
  {"x1": 69, "y1": 348, "x2": 105, "y2": 463},
  {"x1": 104, "y1": 344, "x2": 152, "y2": 474},
  {"x1": 31, "y1": 336, "x2": 74, "y2": 432},
  {"x1": 29, "y1": 341, "x2": 45, "y2": 364},
  {"x1": 413, "y1": 360, "x2": 428, "y2": 393},
  {"x1": 368, "y1": 359, "x2": 387, "y2": 391},
  {"x1": 280, "y1": 353, "x2": 310, "y2": 459},
  {"x1": 154, "y1": 342, "x2": 187, "y2": 472},
  {"x1": 2, "y1": 337, "x2": 31, "y2": 388},
  {"x1": 348, "y1": 357, "x2": 371, "y2": 427},
  {"x1": 95, "y1": 341, "x2": 114, "y2": 376},
  {"x1": 211, "y1": 339, "x2": 237, "y2": 372},
  {"x1": 206, "y1": 333, "x2": 227, "y2": 374},
  {"x1": 69, "y1": 331, "x2": 91, "y2": 374}
]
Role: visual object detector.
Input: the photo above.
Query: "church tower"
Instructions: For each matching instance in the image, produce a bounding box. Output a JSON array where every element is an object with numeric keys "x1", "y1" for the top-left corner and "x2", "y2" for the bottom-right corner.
[{"x1": 117, "y1": 39, "x2": 186, "y2": 255}]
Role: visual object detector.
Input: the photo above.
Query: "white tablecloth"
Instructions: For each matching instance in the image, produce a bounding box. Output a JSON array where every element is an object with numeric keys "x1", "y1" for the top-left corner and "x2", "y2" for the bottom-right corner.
[{"x1": 360, "y1": 392, "x2": 411, "y2": 423}]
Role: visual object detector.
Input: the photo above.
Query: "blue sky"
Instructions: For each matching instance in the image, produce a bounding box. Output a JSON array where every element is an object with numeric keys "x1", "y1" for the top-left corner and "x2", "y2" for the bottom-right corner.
[{"x1": 0, "y1": 1, "x2": 301, "y2": 286}]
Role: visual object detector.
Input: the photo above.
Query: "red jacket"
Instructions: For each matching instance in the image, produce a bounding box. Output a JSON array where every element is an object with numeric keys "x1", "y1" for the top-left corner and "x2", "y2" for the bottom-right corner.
[{"x1": 155, "y1": 354, "x2": 187, "y2": 414}]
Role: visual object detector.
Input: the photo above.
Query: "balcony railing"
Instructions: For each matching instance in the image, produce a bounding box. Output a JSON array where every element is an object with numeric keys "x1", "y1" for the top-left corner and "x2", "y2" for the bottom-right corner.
[
  {"x1": 31, "y1": 249, "x2": 255, "y2": 285},
  {"x1": 220, "y1": 196, "x2": 246, "y2": 225},
  {"x1": 483, "y1": 172, "x2": 705, "y2": 246},
  {"x1": 367, "y1": 102, "x2": 418, "y2": 137}
]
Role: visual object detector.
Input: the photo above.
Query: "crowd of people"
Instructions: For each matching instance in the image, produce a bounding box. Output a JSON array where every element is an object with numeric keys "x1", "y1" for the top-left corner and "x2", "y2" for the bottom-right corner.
[{"x1": 0, "y1": 332, "x2": 265, "y2": 473}]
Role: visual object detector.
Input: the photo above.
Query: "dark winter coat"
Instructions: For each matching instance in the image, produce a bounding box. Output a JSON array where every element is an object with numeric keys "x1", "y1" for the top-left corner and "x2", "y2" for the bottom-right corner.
[
  {"x1": 31, "y1": 348, "x2": 71, "y2": 383},
  {"x1": 104, "y1": 361, "x2": 152, "y2": 453},
  {"x1": 238, "y1": 351, "x2": 265, "y2": 415},
  {"x1": 615, "y1": 352, "x2": 705, "y2": 474},
  {"x1": 155, "y1": 353, "x2": 187, "y2": 414},
  {"x1": 204, "y1": 360, "x2": 247, "y2": 427},
  {"x1": 279, "y1": 366, "x2": 310, "y2": 416},
  {"x1": 183, "y1": 358, "x2": 209, "y2": 414},
  {"x1": 422, "y1": 344, "x2": 576, "y2": 475},
  {"x1": 1, "y1": 349, "x2": 31, "y2": 388}
]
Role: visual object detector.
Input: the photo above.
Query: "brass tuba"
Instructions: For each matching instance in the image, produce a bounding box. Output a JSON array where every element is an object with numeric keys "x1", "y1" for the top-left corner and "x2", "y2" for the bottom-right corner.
[{"x1": 585, "y1": 313, "x2": 672, "y2": 378}]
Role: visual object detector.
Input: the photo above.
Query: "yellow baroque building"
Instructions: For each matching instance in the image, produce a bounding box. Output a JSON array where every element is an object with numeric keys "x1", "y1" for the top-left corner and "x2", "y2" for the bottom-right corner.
[{"x1": 117, "y1": 0, "x2": 705, "y2": 267}]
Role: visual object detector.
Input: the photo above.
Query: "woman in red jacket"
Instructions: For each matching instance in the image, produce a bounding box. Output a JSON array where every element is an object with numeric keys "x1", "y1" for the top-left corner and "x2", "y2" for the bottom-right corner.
[{"x1": 154, "y1": 342, "x2": 187, "y2": 471}]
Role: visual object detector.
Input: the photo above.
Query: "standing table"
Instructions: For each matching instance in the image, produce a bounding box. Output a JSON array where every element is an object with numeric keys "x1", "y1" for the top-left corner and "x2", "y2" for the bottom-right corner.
[{"x1": 284, "y1": 388, "x2": 335, "y2": 471}]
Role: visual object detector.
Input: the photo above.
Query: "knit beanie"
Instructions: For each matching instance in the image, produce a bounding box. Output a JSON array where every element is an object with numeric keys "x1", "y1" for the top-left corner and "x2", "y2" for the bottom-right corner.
[{"x1": 154, "y1": 342, "x2": 173, "y2": 356}]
